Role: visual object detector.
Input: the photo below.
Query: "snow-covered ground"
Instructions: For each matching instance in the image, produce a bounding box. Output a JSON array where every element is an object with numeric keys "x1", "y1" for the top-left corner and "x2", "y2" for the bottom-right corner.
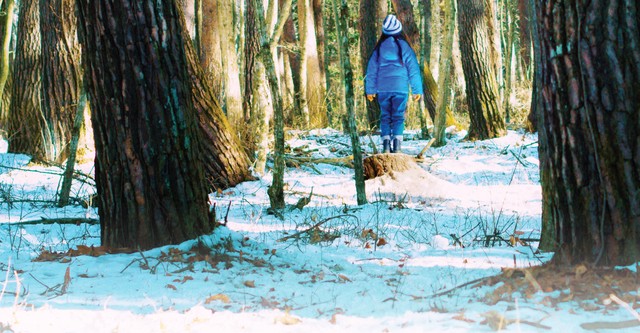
[{"x1": 0, "y1": 129, "x2": 637, "y2": 332}]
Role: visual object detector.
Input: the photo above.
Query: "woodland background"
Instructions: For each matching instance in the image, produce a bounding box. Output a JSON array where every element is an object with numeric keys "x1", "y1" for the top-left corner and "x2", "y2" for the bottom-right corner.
[{"x1": 0, "y1": 0, "x2": 638, "y2": 267}]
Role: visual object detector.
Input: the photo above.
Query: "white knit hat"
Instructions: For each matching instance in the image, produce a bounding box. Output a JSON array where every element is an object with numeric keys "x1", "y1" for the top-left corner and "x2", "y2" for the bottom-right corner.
[{"x1": 382, "y1": 14, "x2": 402, "y2": 35}]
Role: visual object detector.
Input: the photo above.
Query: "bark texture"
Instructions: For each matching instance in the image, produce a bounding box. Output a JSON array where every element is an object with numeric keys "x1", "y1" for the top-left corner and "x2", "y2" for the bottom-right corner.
[
  {"x1": 457, "y1": 0, "x2": 505, "y2": 140},
  {"x1": 7, "y1": 0, "x2": 43, "y2": 158},
  {"x1": 77, "y1": 0, "x2": 214, "y2": 249},
  {"x1": 40, "y1": 0, "x2": 83, "y2": 163},
  {"x1": 537, "y1": 0, "x2": 640, "y2": 266}
]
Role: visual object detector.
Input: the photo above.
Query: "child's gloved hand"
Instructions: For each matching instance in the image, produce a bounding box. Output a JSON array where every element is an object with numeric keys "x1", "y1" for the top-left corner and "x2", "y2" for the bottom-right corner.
[
  {"x1": 366, "y1": 94, "x2": 376, "y2": 102},
  {"x1": 413, "y1": 94, "x2": 422, "y2": 102}
]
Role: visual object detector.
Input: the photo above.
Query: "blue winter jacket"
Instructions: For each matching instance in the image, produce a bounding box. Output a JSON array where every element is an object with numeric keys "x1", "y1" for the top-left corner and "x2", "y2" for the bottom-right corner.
[{"x1": 365, "y1": 36, "x2": 423, "y2": 95}]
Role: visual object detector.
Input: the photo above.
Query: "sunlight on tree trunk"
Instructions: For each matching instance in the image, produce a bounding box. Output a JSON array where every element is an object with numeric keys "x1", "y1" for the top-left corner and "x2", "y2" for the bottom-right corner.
[
  {"x1": 457, "y1": 0, "x2": 505, "y2": 140},
  {"x1": 0, "y1": 0, "x2": 14, "y2": 111},
  {"x1": 433, "y1": 0, "x2": 455, "y2": 147},
  {"x1": 359, "y1": 0, "x2": 385, "y2": 130},
  {"x1": 40, "y1": 0, "x2": 83, "y2": 163}
]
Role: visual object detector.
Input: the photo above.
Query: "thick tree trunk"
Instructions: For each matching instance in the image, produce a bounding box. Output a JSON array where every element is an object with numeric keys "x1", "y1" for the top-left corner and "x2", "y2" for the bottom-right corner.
[
  {"x1": 359, "y1": 0, "x2": 385, "y2": 130},
  {"x1": 39, "y1": 0, "x2": 83, "y2": 163},
  {"x1": 537, "y1": 0, "x2": 640, "y2": 266},
  {"x1": 8, "y1": 0, "x2": 43, "y2": 159},
  {"x1": 77, "y1": 0, "x2": 214, "y2": 249},
  {"x1": 517, "y1": 0, "x2": 531, "y2": 73},
  {"x1": 457, "y1": 0, "x2": 505, "y2": 140}
]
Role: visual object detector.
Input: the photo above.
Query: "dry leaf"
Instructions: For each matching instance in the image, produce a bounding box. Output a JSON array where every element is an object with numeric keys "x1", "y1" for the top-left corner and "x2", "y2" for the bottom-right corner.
[
  {"x1": 575, "y1": 264, "x2": 588, "y2": 279},
  {"x1": 205, "y1": 294, "x2": 231, "y2": 304},
  {"x1": 244, "y1": 280, "x2": 256, "y2": 288},
  {"x1": 376, "y1": 238, "x2": 387, "y2": 246},
  {"x1": 338, "y1": 274, "x2": 351, "y2": 282},
  {"x1": 165, "y1": 284, "x2": 177, "y2": 290},
  {"x1": 275, "y1": 311, "x2": 302, "y2": 325},
  {"x1": 61, "y1": 266, "x2": 71, "y2": 294}
]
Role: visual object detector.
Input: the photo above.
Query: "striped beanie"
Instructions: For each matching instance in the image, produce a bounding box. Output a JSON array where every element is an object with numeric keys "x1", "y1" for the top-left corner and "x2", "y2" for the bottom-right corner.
[{"x1": 382, "y1": 14, "x2": 402, "y2": 35}]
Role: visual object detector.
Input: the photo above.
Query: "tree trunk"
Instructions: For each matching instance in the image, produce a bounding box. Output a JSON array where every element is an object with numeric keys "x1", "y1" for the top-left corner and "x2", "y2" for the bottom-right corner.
[
  {"x1": 77, "y1": 0, "x2": 214, "y2": 249},
  {"x1": 8, "y1": 0, "x2": 44, "y2": 159},
  {"x1": 200, "y1": 0, "x2": 223, "y2": 106},
  {"x1": 0, "y1": 0, "x2": 14, "y2": 103},
  {"x1": 39, "y1": 0, "x2": 83, "y2": 163},
  {"x1": 537, "y1": 0, "x2": 640, "y2": 266},
  {"x1": 392, "y1": 0, "x2": 437, "y2": 122},
  {"x1": 433, "y1": 0, "x2": 455, "y2": 147},
  {"x1": 218, "y1": 0, "x2": 243, "y2": 123},
  {"x1": 457, "y1": 0, "x2": 505, "y2": 140},
  {"x1": 359, "y1": 0, "x2": 385, "y2": 130},
  {"x1": 333, "y1": 0, "x2": 365, "y2": 205},
  {"x1": 517, "y1": 0, "x2": 531, "y2": 74},
  {"x1": 283, "y1": 14, "x2": 302, "y2": 125},
  {"x1": 296, "y1": 0, "x2": 311, "y2": 127}
]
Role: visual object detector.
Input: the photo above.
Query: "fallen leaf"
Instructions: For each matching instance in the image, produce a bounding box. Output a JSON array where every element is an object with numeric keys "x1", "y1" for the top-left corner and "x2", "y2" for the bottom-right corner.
[
  {"x1": 376, "y1": 238, "x2": 387, "y2": 246},
  {"x1": 205, "y1": 294, "x2": 231, "y2": 304},
  {"x1": 244, "y1": 280, "x2": 256, "y2": 288},
  {"x1": 338, "y1": 274, "x2": 351, "y2": 282},
  {"x1": 61, "y1": 266, "x2": 71, "y2": 294},
  {"x1": 166, "y1": 284, "x2": 177, "y2": 290},
  {"x1": 275, "y1": 311, "x2": 302, "y2": 325}
]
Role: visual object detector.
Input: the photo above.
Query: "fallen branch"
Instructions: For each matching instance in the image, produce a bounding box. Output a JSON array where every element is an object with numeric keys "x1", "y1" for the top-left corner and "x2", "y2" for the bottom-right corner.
[
  {"x1": 580, "y1": 320, "x2": 640, "y2": 331},
  {"x1": 285, "y1": 155, "x2": 353, "y2": 169},
  {"x1": 1, "y1": 217, "x2": 99, "y2": 226}
]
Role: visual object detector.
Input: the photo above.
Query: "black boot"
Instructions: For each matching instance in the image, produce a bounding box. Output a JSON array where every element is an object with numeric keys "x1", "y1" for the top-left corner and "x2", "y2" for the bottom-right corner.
[
  {"x1": 392, "y1": 138, "x2": 401, "y2": 153},
  {"x1": 382, "y1": 139, "x2": 391, "y2": 154}
]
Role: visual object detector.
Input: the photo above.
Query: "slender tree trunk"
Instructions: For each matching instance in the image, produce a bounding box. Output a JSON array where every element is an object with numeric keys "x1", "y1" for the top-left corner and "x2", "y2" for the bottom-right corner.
[
  {"x1": 517, "y1": 0, "x2": 531, "y2": 76},
  {"x1": 526, "y1": 0, "x2": 541, "y2": 133},
  {"x1": 359, "y1": 0, "x2": 385, "y2": 130},
  {"x1": 8, "y1": 0, "x2": 43, "y2": 159},
  {"x1": 297, "y1": 0, "x2": 311, "y2": 127},
  {"x1": 457, "y1": 0, "x2": 505, "y2": 140},
  {"x1": 434, "y1": 0, "x2": 455, "y2": 147},
  {"x1": 0, "y1": 0, "x2": 14, "y2": 102},
  {"x1": 39, "y1": 0, "x2": 83, "y2": 163},
  {"x1": 77, "y1": 0, "x2": 214, "y2": 249},
  {"x1": 537, "y1": 0, "x2": 640, "y2": 266},
  {"x1": 58, "y1": 88, "x2": 87, "y2": 207},
  {"x1": 283, "y1": 12, "x2": 302, "y2": 126},
  {"x1": 333, "y1": 0, "x2": 365, "y2": 205}
]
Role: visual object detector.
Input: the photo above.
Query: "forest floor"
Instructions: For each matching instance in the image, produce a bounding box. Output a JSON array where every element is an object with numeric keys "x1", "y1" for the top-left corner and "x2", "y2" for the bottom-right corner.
[{"x1": 0, "y1": 128, "x2": 638, "y2": 332}]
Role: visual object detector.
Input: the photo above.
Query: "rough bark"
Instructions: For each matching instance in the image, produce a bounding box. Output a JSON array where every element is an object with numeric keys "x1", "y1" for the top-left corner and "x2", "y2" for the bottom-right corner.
[
  {"x1": 7, "y1": 0, "x2": 43, "y2": 159},
  {"x1": 359, "y1": 0, "x2": 385, "y2": 130},
  {"x1": 457, "y1": 0, "x2": 505, "y2": 140},
  {"x1": 76, "y1": 0, "x2": 214, "y2": 249},
  {"x1": 39, "y1": 0, "x2": 83, "y2": 163},
  {"x1": 297, "y1": 0, "x2": 311, "y2": 127},
  {"x1": 217, "y1": 0, "x2": 243, "y2": 122},
  {"x1": 537, "y1": 0, "x2": 640, "y2": 266},
  {"x1": 200, "y1": 0, "x2": 223, "y2": 103}
]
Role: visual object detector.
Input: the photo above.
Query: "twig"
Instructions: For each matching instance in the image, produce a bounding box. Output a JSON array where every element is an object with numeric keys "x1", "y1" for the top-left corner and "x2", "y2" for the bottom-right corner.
[
  {"x1": 609, "y1": 293, "x2": 640, "y2": 321},
  {"x1": 277, "y1": 214, "x2": 356, "y2": 242},
  {"x1": 427, "y1": 276, "x2": 494, "y2": 299}
]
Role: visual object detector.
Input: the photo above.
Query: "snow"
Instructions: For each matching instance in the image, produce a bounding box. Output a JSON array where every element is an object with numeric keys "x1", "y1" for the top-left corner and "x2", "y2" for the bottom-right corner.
[{"x1": 0, "y1": 130, "x2": 638, "y2": 332}]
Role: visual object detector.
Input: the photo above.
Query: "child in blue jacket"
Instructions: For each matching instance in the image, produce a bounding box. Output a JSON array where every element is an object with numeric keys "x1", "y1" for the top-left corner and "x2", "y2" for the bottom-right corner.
[{"x1": 365, "y1": 14, "x2": 423, "y2": 154}]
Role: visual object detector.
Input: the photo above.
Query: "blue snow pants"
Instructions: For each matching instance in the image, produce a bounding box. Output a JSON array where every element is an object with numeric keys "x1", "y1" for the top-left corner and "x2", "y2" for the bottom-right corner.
[{"x1": 378, "y1": 92, "x2": 409, "y2": 140}]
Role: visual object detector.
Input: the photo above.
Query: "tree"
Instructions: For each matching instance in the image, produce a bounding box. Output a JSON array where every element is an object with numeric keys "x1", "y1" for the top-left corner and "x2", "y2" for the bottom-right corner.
[
  {"x1": 457, "y1": 0, "x2": 505, "y2": 140},
  {"x1": 433, "y1": 0, "x2": 456, "y2": 147},
  {"x1": 332, "y1": 0, "x2": 365, "y2": 205},
  {"x1": 39, "y1": 0, "x2": 83, "y2": 163},
  {"x1": 536, "y1": 0, "x2": 640, "y2": 266},
  {"x1": 358, "y1": 0, "x2": 385, "y2": 130},
  {"x1": 0, "y1": 0, "x2": 14, "y2": 107},
  {"x1": 76, "y1": 0, "x2": 214, "y2": 249},
  {"x1": 7, "y1": 0, "x2": 44, "y2": 159}
]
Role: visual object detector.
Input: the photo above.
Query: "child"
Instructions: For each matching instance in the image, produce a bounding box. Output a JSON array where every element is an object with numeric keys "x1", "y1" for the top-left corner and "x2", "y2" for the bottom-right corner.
[{"x1": 365, "y1": 14, "x2": 423, "y2": 153}]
